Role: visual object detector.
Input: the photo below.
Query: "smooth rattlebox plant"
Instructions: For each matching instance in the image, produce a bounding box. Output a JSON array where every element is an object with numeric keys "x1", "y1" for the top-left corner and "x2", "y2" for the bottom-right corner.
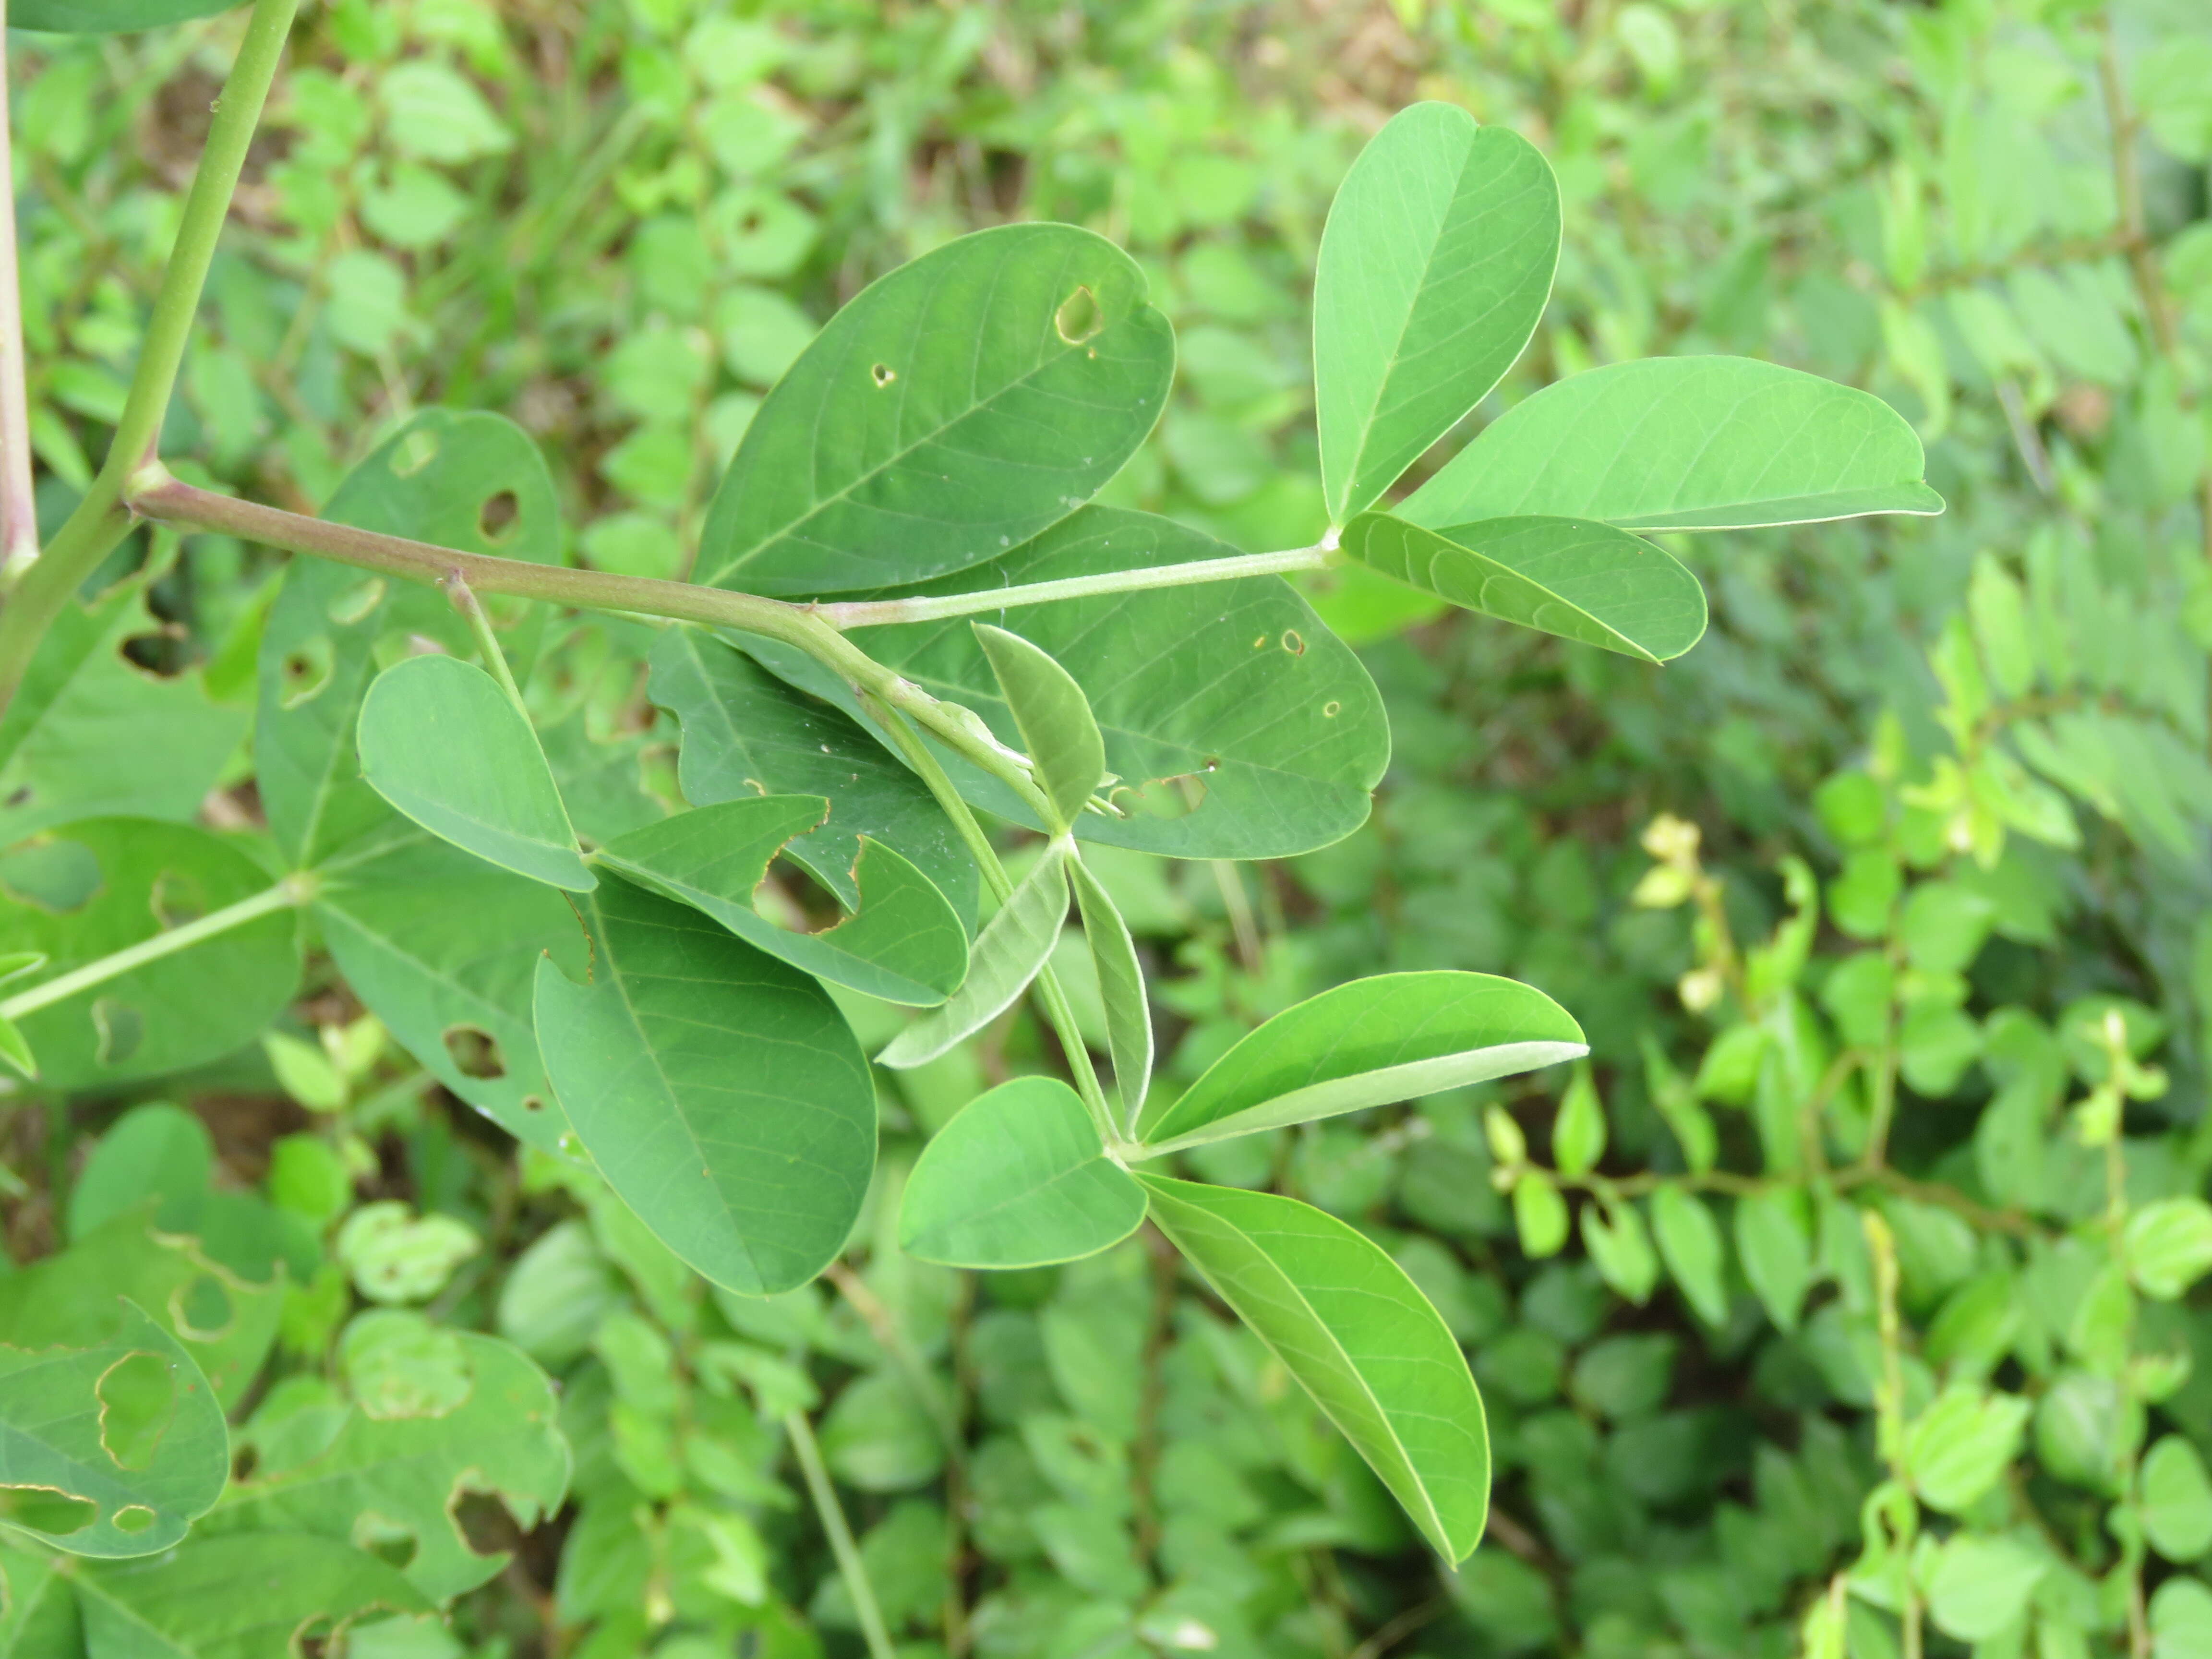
[{"x1": 0, "y1": 0, "x2": 1941, "y2": 1617}]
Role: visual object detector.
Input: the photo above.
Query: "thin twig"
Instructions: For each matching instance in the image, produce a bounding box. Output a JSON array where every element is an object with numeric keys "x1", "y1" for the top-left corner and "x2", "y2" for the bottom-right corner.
[
  {"x1": 0, "y1": 0, "x2": 36, "y2": 573},
  {"x1": 784, "y1": 1408, "x2": 899, "y2": 1659}
]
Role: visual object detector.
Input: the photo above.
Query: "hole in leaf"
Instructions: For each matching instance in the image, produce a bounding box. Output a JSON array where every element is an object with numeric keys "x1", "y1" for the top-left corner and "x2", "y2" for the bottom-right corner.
[
  {"x1": 111, "y1": 1504, "x2": 156, "y2": 1534},
  {"x1": 1322, "y1": 700, "x2": 1341, "y2": 718},
  {"x1": 120, "y1": 630, "x2": 189, "y2": 678},
  {"x1": 520, "y1": 1094, "x2": 544, "y2": 1113},
  {"x1": 173, "y1": 1274, "x2": 233, "y2": 1339},
  {"x1": 327, "y1": 577, "x2": 386, "y2": 626},
  {"x1": 478, "y1": 490, "x2": 520, "y2": 544},
  {"x1": 150, "y1": 868, "x2": 210, "y2": 929},
  {"x1": 0, "y1": 1486, "x2": 95, "y2": 1536},
  {"x1": 358, "y1": 1516, "x2": 418, "y2": 1568},
  {"x1": 1111, "y1": 770, "x2": 1209, "y2": 822},
  {"x1": 0, "y1": 838, "x2": 103, "y2": 912},
  {"x1": 754, "y1": 854, "x2": 847, "y2": 936},
  {"x1": 442, "y1": 1025, "x2": 506, "y2": 1081},
  {"x1": 299, "y1": 1619, "x2": 336, "y2": 1659},
  {"x1": 98, "y1": 1350, "x2": 179, "y2": 1471},
  {"x1": 1279, "y1": 629, "x2": 1305, "y2": 656},
  {"x1": 391, "y1": 429, "x2": 440, "y2": 477},
  {"x1": 1054, "y1": 285, "x2": 1103, "y2": 345},
  {"x1": 870, "y1": 362, "x2": 897, "y2": 388},
  {"x1": 92, "y1": 999, "x2": 145, "y2": 1068},
  {"x1": 279, "y1": 636, "x2": 335, "y2": 709},
  {"x1": 3, "y1": 787, "x2": 27, "y2": 808},
  {"x1": 453, "y1": 1490, "x2": 517, "y2": 1557}
]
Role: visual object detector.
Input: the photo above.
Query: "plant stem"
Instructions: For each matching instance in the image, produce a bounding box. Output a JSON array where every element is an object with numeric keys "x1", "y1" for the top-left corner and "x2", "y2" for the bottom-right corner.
[
  {"x1": 0, "y1": 0, "x2": 301, "y2": 714},
  {"x1": 441, "y1": 572, "x2": 530, "y2": 722},
  {"x1": 0, "y1": 875, "x2": 313, "y2": 1023},
  {"x1": 821, "y1": 541, "x2": 1335, "y2": 630},
  {"x1": 784, "y1": 1407, "x2": 898, "y2": 1659},
  {"x1": 0, "y1": 0, "x2": 37, "y2": 575},
  {"x1": 864, "y1": 698, "x2": 1117, "y2": 1139}
]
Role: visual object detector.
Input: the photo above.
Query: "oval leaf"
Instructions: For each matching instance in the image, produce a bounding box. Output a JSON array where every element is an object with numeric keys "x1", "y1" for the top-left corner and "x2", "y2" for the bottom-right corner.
[
  {"x1": 357, "y1": 653, "x2": 594, "y2": 892},
  {"x1": 899, "y1": 1076, "x2": 1145, "y2": 1269},
  {"x1": 1139, "y1": 1175, "x2": 1489, "y2": 1562},
  {"x1": 532, "y1": 878, "x2": 876, "y2": 1296},
  {"x1": 647, "y1": 628, "x2": 976, "y2": 927},
  {"x1": 974, "y1": 625, "x2": 1106, "y2": 832},
  {"x1": 877, "y1": 845, "x2": 1070, "y2": 1069},
  {"x1": 1070, "y1": 857, "x2": 1152, "y2": 1126},
  {"x1": 1137, "y1": 971, "x2": 1583, "y2": 1153},
  {"x1": 1315, "y1": 103, "x2": 1561, "y2": 525},
  {"x1": 1341, "y1": 511, "x2": 1707, "y2": 663},
  {"x1": 700, "y1": 223, "x2": 1174, "y2": 597},
  {"x1": 0, "y1": 1299, "x2": 228, "y2": 1558},
  {"x1": 594, "y1": 797, "x2": 968, "y2": 1007},
  {"x1": 1403, "y1": 356, "x2": 1945, "y2": 532},
  {"x1": 0, "y1": 818, "x2": 301, "y2": 1090},
  {"x1": 75, "y1": 1534, "x2": 429, "y2": 1655},
  {"x1": 743, "y1": 507, "x2": 1390, "y2": 860}
]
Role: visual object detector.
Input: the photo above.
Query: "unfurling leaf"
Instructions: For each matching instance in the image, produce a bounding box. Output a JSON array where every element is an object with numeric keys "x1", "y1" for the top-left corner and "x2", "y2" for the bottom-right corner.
[
  {"x1": 974, "y1": 624, "x2": 1106, "y2": 831},
  {"x1": 878, "y1": 845, "x2": 1070, "y2": 1069},
  {"x1": 1314, "y1": 102, "x2": 1560, "y2": 524},
  {"x1": 357, "y1": 653, "x2": 594, "y2": 892},
  {"x1": 1069, "y1": 857, "x2": 1152, "y2": 1124},
  {"x1": 1582, "y1": 1197, "x2": 1659, "y2": 1305},
  {"x1": 1551, "y1": 1064, "x2": 1606, "y2": 1177},
  {"x1": 532, "y1": 877, "x2": 876, "y2": 1296},
  {"x1": 0, "y1": 1300, "x2": 228, "y2": 1557},
  {"x1": 1340, "y1": 512, "x2": 1707, "y2": 663},
  {"x1": 900, "y1": 1077, "x2": 1145, "y2": 1268},
  {"x1": 1137, "y1": 971, "x2": 1582, "y2": 1153},
  {"x1": 1402, "y1": 356, "x2": 1942, "y2": 531},
  {"x1": 595, "y1": 796, "x2": 968, "y2": 1006},
  {"x1": 1513, "y1": 1174, "x2": 1569, "y2": 1259},
  {"x1": 699, "y1": 224, "x2": 1173, "y2": 596},
  {"x1": 1140, "y1": 1175, "x2": 1489, "y2": 1563}
]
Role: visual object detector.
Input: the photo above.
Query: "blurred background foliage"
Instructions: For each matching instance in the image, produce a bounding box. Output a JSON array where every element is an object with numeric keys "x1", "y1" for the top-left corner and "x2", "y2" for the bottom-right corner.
[{"x1": 8, "y1": 0, "x2": 2212, "y2": 1655}]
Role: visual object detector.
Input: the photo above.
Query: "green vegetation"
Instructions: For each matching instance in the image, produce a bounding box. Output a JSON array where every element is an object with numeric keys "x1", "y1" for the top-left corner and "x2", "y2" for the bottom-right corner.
[{"x1": 3, "y1": 2, "x2": 2212, "y2": 1658}]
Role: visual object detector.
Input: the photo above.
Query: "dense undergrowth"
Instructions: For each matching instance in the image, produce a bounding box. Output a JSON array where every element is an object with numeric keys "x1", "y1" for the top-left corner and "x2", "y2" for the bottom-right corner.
[{"x1": 6, "y1": 1, "x2": 2212, "y2": 1657}]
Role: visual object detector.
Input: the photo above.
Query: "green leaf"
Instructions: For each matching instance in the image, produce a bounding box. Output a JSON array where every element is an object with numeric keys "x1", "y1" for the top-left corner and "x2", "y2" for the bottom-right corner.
[
  {"x1": 1138, "y1": 1175, "x2": 1489, "y2": 1563},
  {"x1": 0, "y1": 1214, "x2": 284, "y2": 1413},
  {"x1": 899, "y1": 1077, "x2": 1146, "y2": 1268},
  {"x1": 1136, "y1": 971, "x2": 1582, "y2": 1153},
  {"x1": 1512, "y1": 1174, "x2": 1569, "y2": 1259},
  {"x1": 1313, "y1": 103, "x2": 1560, "y2": 524},
  {"x1": 1402, "y1": 357, "x2": 1944, "y2": 531},
  {"x1": 67, "y1": 1104, "x2": 214, "y2": 1241},
  {"x1": 699, "y1": 224, "x2": 1173, "y2": 596},
  {"x1": 0, "y1": 819, "x2": 301, "y2": 1090},
  {"x1": 594, "y1": 797, "x2": 968, "y2": 1006},
  {"x1": 1339, "y1": 512, "x2": 1707, "y2": 663},
  {"x1": 0, "y1": 1537, "x2": 81, "y2": 1654},
  {"x1": 2145, "y1": 1436, "x2": 2212, "y2": 1563},
  {"x1": 647, "y1": 629, "x2": 976, "y2": 926},
  {"x1": 1905, "y1": 1384, "x2": 2030, "y2": 1514},
  {"x1": 0, "y1": 1015, "x2": 33, "y2": 1082},
  {"x1": 0, "y1": 1300, "x2": 228, "y2": 1558},
  {"x1": 1551, "y1": 1064, "x2": 1605, "y2": 1178},
  {"x1": 974, "y1": 625, "x2": 1106, "y2": 832},
  {"x1": 356, "y1": 653, "x2": 593, "y2": 892},
  {"x1": 1925, "y1": 1533, "x2": 2046, "y2": 1643},
  {"x1": 1733, "y1": 1190, "x2": 1814, "y2": 1332},
  {"x1": 2153, "y1": 1579, "x2": 2212, "y2": 1659},
  {"x1": 1651, "y1": 1187, "x2": 1729, "y2": 1326},
  {"x1": 1581, "y1": 1197, "x2": 1659, "y2": 1305},
  {"x1": 75, "y1": 1534, "x2": 427, "y2": 1659},
  {"x1": 531, "y1": 876, "x2": 876, "y2": 1295},
  {"x1": 1069, "y1": 858, "x2": 1151, "y2": 1124},
  {"x1": 0, "y1": 576, "x2": 246, "y2": 849},
  {"x1": 204, "y1": 1327, "x2": 567, "y2": 1599},
  {"x1": 2126, "y1": 1198, "x2": 2212, "y2": 1299},
  {"x1": 736, "y1": 506, "x2": 1389, "y2": 860},
  {"x1": 314, "y1": 821, "x2": 584, "y2": 1155},
  {"x1": 258, "y1": 414, "x2": 562, "y2": 870},
  {"x1": 12, "y1": 0, "x2": 238, "y2": 31},
  {"x1": 877, "y1": 846, "x2": 1069, "y2": 1070}
]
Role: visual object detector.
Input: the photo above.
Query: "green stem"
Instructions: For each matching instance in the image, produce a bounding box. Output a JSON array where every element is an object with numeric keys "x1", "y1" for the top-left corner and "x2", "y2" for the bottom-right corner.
[
  {"x1": 0, "y1": 0, "x2": 302, "y2": 710},
  {"x1": 785, "y1": 1408, "x2": 899, "y2": 1659},
  {"x1": 0, "y1": 0, "x2": 36, "y2": 573},
  {"x1": 441, "y1": 572, "x2": 530, "y2": 722},
  {"x1": 0, "y1": 876, "x2": 313, "y2": 1023},
  {"x1": 865, "y1": 699, "x2": 1117, "y2": 1140},
  {"x1": 821, "y1": 541, "x2": 1335, "y2": 630}
]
